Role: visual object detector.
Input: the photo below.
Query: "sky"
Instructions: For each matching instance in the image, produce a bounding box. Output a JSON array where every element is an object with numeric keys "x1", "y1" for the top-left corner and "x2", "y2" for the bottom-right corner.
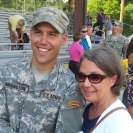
[{"x1": 63, "y1": 0, "x2": 68, "y2": 2}]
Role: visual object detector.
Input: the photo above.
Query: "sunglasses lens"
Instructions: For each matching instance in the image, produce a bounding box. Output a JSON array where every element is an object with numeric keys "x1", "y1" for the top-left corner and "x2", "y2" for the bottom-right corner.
[
  {"x1": 75, "y1": 73, "x2": 85, "y2": 82},
  {"x1": 76, "y1": 73, "x2": 108, "y2": 83},
  {"x1": 89, "y1": 74, "x2": 102, "y2": 83}
]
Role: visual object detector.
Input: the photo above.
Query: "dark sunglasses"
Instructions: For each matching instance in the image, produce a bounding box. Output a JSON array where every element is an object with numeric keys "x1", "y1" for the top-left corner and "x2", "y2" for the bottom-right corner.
[
  {"x1": 81, "y1": 30, "x2": 88, "y2": 33},
  {"x1": 75, "y1": 73, "x2": 109, "y2": 84}
]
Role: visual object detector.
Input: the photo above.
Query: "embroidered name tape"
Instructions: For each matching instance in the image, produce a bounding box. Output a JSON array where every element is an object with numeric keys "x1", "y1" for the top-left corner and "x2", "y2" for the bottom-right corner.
[
  {"x1": 4, "y1": 82, "x2": 29, "y2": 92},
  {"x1": 40, "y1": 92, "x2": 61, "y2": 100},
  {"x1": 67, "y1": 101, "x2": 80, "y2": 107}
]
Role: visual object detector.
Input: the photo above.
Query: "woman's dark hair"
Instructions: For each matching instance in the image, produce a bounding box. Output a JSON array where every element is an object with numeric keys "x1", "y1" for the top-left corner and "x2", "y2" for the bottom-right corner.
[
  {"x1": 126, "y1": 37, "x2": 133, "y2": 58},
  {"x1": 79, "y1": 46, "x2": 125, "y2": 96}
]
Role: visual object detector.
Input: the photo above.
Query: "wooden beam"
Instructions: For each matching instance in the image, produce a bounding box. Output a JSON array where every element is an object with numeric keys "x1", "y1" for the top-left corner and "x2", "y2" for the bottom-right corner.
[
  {"x1": 120, "y1": 0, "x2": 124, "y2": 22},
  {"x1": 74, "y1": 0, "x2": 87, "y2": 34}
]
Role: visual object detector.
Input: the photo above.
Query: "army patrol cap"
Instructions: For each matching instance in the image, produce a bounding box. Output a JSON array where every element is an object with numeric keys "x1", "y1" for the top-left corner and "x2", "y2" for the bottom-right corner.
[
  {"x1": 32, "y1": 6, "x2": 69, "y2": 33},
  {"x1": 113, "y1": 20, "x2": 123, "y2": 27}
]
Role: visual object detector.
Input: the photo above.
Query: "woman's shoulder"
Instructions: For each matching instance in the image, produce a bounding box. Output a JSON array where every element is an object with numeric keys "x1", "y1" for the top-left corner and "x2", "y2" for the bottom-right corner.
[
  {"x1": 102, "y1": 99, "x2": 132, "y2": 123},
  {"x1": 95, "y1": 100, "x2": 133, "y2": 132}
]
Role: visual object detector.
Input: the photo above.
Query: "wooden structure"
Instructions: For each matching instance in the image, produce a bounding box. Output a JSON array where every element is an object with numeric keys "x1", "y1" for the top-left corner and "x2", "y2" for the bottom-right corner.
[
  {"x1": 120, "y1": 0, "x2": 124, "y2": 22},
  {"x1": 68, "y1": 0, "x2": 87, "y2": 34}
]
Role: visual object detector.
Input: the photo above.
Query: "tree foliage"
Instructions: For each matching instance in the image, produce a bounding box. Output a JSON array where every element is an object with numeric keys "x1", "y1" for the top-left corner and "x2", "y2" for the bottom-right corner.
[
  {"x1": 87, "y1": 0, "x2": 133, "y2": 36},
  {"x1": 123, "y1": 3, "x2": 133, "y2": 36},
  {"x1": 87, "y1": 0, "x2": 120, "y2": 20},
  {"x1": 0, "y1": 0, "x2": 66, "y2": 12}
]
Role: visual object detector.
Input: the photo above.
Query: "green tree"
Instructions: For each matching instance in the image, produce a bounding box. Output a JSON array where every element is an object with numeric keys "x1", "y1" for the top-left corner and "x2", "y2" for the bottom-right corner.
[
  {"x1": 87, "y1": 0, "x2": 133, "y2": 36},
  {"x1": 123, "y1": 3, "x2": 133, "y2": 36},
  {"x1": 87, "y1": 0, "x2": 120, "y2": 20},
  {"x1": 0, "y1": 0, "x2": 66, "y2": 12}
]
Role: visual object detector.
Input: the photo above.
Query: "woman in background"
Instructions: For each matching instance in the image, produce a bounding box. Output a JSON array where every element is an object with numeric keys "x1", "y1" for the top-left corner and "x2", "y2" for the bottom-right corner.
[{"x1": 126, "y1": 37, "x2": 133, "y2": 119}]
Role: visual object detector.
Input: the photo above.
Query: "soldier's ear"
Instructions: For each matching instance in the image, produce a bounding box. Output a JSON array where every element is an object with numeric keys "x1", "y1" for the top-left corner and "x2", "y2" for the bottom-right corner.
[{"x1": 61, "y1": 34, "x2": 68, "y2": 46}]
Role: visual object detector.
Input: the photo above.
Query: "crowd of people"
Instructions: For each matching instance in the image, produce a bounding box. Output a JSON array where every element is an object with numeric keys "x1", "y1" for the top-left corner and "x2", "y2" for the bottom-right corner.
[
  {"x1": 0, "y1": 5, "x2": 132, "y2": 133},
  {"x1": 85, "y1": 9, "x2": 113, "y2": 37}
]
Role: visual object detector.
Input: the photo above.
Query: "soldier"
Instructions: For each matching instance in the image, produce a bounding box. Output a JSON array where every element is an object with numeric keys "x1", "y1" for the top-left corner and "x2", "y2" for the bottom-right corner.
[
  {"x1": 0, "y1": 7, "x2": 83, "y2": 133},
  {"x1": 101, "y1": 20, "x2": 129, "y2": 58}
]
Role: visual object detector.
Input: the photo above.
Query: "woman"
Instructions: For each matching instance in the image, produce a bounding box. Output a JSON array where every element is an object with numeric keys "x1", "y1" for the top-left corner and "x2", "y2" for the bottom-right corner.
[
  {"x1": 75, "y1": 46, "x2": 133, "y2": 133},
  {"x1": 126, "y1": 37, "x2": 133, "y2": 119}
]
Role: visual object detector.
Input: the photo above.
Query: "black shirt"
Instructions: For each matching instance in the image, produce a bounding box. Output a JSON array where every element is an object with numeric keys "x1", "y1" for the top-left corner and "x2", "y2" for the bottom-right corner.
[{"x1": 81, "y1": 104, "x2": 100, "y2": 133}]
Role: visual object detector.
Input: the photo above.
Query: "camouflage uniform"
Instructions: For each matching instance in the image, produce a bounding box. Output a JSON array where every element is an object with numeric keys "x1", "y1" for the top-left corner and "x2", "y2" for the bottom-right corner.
[
  {"x1": 101, "y1": 34, "x2": 129, "y2": 58},
  {"x1": 0, "y1": 57, "x2": 83, "y2": 133}
]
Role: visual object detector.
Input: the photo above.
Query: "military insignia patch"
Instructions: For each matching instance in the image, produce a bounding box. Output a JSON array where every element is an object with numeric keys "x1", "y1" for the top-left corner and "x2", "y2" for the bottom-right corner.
[{"x1": 67, "y1": 101, "x2": 80, "y2": 107}]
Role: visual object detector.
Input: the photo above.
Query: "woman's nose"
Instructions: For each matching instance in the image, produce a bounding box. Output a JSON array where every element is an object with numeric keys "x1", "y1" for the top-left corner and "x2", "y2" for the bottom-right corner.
[{"x1": 83, "y1": 77, "x2": 91, "y2": 87}]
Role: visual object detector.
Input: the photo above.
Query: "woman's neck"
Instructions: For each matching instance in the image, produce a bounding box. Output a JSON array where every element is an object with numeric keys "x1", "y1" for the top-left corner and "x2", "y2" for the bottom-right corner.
[{"x1": 89, "y1": 96, "x2": 117, "y2": 119}]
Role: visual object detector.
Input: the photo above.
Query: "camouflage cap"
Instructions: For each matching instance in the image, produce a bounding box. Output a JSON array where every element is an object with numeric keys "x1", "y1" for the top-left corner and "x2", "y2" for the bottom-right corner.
[
  {"x1": 113, "y1": 20, "x2": 123, "y2": 27},
  {"x1": 32, "y1": 6, "x2": 69, "y2": 33}
]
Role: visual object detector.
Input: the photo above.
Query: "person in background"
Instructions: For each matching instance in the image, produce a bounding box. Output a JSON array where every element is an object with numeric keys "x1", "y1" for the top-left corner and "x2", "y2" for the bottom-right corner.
[
  {"x1": 76, "y1": 46, "x2": 133, "y2": 133},
  {"x1": 87, "y1": 26, "x2": 94, "y2": 47},
  {"x1": 69, "y1": 33, "x2": 84, "y2": 74},
  {"x1": 80, "y1": 25, "x2": 91, "y2": 51},
  {"x1": 94, "y1": 26, "x2": 103, "y2": 44},
  {"x1": 93, "y1": 9, "x2": 105, "y2": 30},
  {"x1": 0, "y1": 6, "x2": 83, "y2": 133},
  {"x1": 125, "y1": 37, "x2": 133, "y2": 119},
  {"x1": 80, "y1": 25, "x2": 88, "y2": 38},
  {"x1": 63, "y1": 7, "x2": 67, "y2": 15},
  {"x1": 8, "y1": 15, "x2": 26, "y2": 43},
  {"x1": 101, "y1": 20, "x2": 129, "y2": 58},
  {"x1": 104, "y1": 15, "x2": 112, "y2": 37},
  {"x1": 127, "y1": 38, "x2": 133, "y2": 64},
  {"x1": 85, "y1": 12, "x2": 93, "y2": 26}
]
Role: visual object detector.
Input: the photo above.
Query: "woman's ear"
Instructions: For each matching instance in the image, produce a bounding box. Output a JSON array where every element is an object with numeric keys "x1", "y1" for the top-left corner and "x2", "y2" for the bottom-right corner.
[{"x1": 111, "y1": 75, "x2": 118, "y2": 87}]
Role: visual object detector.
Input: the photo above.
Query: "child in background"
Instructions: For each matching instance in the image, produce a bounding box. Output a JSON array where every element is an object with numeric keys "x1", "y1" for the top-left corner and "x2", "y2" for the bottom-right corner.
[{"x1": 69, "y1": 33, "x2": 84, "y2": 74}]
